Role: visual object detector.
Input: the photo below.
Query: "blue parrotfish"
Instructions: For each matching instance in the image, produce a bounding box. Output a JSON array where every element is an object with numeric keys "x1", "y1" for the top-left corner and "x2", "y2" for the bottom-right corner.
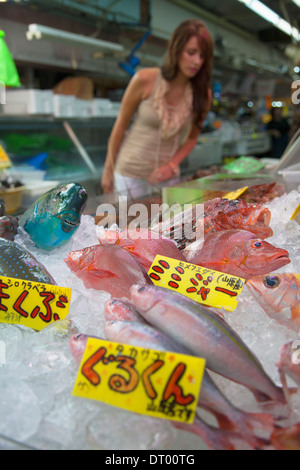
[{"x1": 19, "y1": 183, "x2": 88, "y2": 251}]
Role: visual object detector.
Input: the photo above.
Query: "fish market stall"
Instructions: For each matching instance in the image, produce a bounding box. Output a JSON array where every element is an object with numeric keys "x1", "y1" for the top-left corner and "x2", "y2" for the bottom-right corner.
[{"x1": 1, "y1": 151, "x2": 300, "y2": 451}]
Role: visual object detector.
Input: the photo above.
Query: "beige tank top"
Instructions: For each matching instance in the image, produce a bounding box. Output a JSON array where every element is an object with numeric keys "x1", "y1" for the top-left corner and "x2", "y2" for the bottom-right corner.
[{"x1": 115, "y1": 71, "x2": 193, "y2": 180}]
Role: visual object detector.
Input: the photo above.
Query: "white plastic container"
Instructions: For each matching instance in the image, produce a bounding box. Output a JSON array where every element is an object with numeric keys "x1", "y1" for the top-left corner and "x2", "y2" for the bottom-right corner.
[
  {"x1": 73, "y1": 99, "x2": 93, "y2": 118},
  {"x1": 92, "y1": 98, "x2": 113, "y2": 117},
  {"x1": 22, "y1": 180, "x2": 60, "y2": 207},
  {"x1": 278, "y1": 162, "x2": 300, "y2": 192},
  {"x1": 3, "y1": 90, "x2": 54, "y2": 115},
  {"x1": 53, "y1": 94, "x2": 76, "y2": 117}
]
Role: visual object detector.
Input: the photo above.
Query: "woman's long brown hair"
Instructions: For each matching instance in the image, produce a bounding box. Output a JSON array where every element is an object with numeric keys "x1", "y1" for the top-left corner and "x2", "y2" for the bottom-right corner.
[{"x1": 161, "y1": 19, "x2": 214, "y2": 129}]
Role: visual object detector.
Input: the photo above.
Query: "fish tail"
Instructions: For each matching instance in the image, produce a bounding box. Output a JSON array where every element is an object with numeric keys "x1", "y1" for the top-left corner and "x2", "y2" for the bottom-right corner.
[
  {"x1": 245, "y1": 411, "x2": 275, "y2": 434},
  {"x1": 252, "y1": 386, "x2": 287, "y2": 406},
  {"x1": 203, "y1": 407, "x2": 274, "y2": 448},
  {"x1": 172, "y1": 416, "x2": 254, "y2": 451}
]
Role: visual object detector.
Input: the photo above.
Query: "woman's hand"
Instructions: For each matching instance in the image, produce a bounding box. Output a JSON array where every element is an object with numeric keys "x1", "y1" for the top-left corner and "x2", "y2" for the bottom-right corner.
[
  {"x1": 147, "y1": 163, "x2": 180, "y2": 185},
  {"x1": 101, "y1": 164, "x2": 114, "y2": 194}
]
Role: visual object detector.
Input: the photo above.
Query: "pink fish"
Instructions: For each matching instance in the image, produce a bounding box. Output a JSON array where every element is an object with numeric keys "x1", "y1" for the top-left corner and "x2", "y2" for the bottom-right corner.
[
  {"x1": 189, "y1": 230, "x2": 290, "y2": 281},
  {"x1": 65, "y1": 245, "x2": 152, "y2": 299},
  {"x1": 98, "y1": 228, "x2": 187, "y2": 272},
  {"x1": 104, "y1": 298, "x2": 146, "y2": 323},
  {"x1": 275, "y1": 341, "x2": 300, "y2": 406},
  {"x1": 247, "y1": 273, "x2": 300, "y2": 330},
  {"x1": 130, "y1": 285, "x2": 287, "y2": 405}
]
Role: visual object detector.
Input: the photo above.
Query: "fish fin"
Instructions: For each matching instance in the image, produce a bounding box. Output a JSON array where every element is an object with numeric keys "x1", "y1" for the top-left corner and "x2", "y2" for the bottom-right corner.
[
  {"x1": 291, "y1": 305, "x2": 300, "y2": 321},
  {"x1": 124, "y1": 245, "x2": 135, "y2": 253}
]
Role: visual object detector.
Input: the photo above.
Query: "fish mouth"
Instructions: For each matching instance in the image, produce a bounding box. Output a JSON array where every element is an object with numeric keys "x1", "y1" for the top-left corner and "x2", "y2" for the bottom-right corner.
[{"x1": 57, "y1": 212, "x2": 80, "y2": 233}]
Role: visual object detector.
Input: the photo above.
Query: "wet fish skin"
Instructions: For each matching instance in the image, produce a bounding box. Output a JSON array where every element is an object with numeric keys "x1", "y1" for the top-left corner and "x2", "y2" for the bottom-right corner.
[
  {"x1": 247, "y1": 273, "x2": 300, "y2": 330},
  {"x1": 276, "y1": 342, "x2": 300, "y2": 406},
  {"x1": 104, "y1": 320, "x2": 274, "y2": 442},
  {"x1": 19, "y1": 183, "x2": 88, "y2": 251},
  {"x1": 104, "y1": 298, "x2": 146, "y2": 323},
  {"x1": 197, "y1": 198, "x2": 273, "y2": 240},
  {"x1": 0, "y1": 216, "x2": 19, "y2": 241},
  {"x1": 65, "y1": 244, "x2": 152, "y2": 300},
  {"x1": 189, "y1": 229, "x2": 290, "y2": 281},
  {"x1": 152, "y1": 198, "x2": 273, "y2": 250},
  {"x1": 130, "y1": 285, "x2": 286, "y2": 405},
  {"x1": 0, "y1": 238, "x2": 56, "y2": 284},
  {"x1": 98, "y1": 228, "x2": 187, "y2": 272}
]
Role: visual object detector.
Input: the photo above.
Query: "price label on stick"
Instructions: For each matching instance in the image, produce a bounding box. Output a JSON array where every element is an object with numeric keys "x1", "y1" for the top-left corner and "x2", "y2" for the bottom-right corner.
[
  {"x1": 148, "y1": 255, "x2": 245, "y2": 312},
  {"x1": 291, "y1": 202, "x2": 300, "y2": 223},
  {"x1": 73, "y1": 338, "x2": 205, "y2": 424},
  {"x1": 0, "y1": 276, "x2": 71, "y2": 331},
  {"x1": 223, "y1": 186, "x2": 248, "y2": 201}
]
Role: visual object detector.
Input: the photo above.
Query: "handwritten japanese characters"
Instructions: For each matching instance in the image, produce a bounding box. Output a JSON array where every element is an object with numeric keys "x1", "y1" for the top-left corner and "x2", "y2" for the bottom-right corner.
[
  {"x1": 148, "y1": 256, "x2": 245, "y2": 311},
  {"x1": 0, "y1": 276, "x2": 71, "y2": 331},
  {"x1": 73, "y1": 338, "x2": 205, "y2": 424}
]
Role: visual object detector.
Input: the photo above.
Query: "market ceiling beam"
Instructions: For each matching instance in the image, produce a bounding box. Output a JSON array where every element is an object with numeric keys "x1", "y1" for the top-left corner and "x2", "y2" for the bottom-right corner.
[{"x1": 237, "y1": 0, "x2": 300, "y2": 42}]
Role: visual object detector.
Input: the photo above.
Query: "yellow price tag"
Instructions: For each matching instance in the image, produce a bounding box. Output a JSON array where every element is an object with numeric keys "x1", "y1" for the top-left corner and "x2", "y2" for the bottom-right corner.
[
  {"x1": 148, "y1": 255, "x2": 245, "y2": 312},
  {"x1": 223, "y1": 186, "x2": 248, "y2": 201},
  {"x1": 291, "y1": 202, "x2": 300, "y2": 222},
  {"x1": 0, "y1": 276, "x2": 71, "y2": 331},
  {"x1": 0, "y1": 144, "x2": 12, "y2": 169},
  {"x1": 73, "y1": 338, "x2": 205, "y2": 424}
]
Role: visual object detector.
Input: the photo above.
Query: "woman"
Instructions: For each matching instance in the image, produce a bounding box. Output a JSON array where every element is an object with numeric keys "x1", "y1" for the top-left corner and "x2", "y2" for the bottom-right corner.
[{"x1": 101, "y1": 19, "x2": 214, "y2": 198}]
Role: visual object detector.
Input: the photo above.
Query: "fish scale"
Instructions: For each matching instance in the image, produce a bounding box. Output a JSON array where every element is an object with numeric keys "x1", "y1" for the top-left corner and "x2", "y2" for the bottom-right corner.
[{"x1": 0, "y1": 238, "x2": 56, "y2": 284}]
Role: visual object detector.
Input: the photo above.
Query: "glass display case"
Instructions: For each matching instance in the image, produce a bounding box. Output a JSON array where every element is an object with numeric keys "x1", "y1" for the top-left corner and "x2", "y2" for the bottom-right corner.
[{"x1": 0, "y1": 116, "x2": 116, "y2": 207}]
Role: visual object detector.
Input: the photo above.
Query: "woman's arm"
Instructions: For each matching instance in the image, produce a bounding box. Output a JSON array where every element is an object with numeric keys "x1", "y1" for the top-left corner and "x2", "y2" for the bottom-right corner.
[
  {"x1": 101, "y1": 69, "x2": 156, "y2": 193},
  {"x1": 147, "y1": 123, "x2": 200, "y2": 184}
]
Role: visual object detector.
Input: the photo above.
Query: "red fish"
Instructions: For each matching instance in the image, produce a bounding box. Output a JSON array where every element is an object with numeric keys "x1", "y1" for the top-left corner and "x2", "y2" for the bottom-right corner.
[
  {"x1": 247, "y1": 273, "x2": 300, "y2": 330},
  {"x1": 98, "y1": 228, "x2": 187, "y2": 272},
  {"x1": 65, "y1": 245, "x2": 152, "y2": 299},
  {"x1": 189, "y1": 229, "x2": 290, "y2": 281},
  {"x1": 198, "y1": 198, "x2": 273, "y2": 239},
  {"x1": 152, "y1": 198, "x2": 273, "y2": 250}
]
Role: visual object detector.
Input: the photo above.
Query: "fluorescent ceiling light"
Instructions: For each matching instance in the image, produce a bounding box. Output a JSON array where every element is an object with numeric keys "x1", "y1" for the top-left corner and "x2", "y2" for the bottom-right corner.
[
  {"x1": 238, "y1": 0, "x2": 300, "y2": 41},
  {"x1": 26, "y1": 24, "x2": 124, "y2": 53}
]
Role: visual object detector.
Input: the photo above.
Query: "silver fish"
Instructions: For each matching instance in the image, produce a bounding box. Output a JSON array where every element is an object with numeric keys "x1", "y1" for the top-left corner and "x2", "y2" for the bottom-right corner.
[
  {"x1": 130, "y1": 285, "x2": 286, "y2": 405},
  {"x1": 104, "y1": 320, "x2": 274, "y2": 445}
]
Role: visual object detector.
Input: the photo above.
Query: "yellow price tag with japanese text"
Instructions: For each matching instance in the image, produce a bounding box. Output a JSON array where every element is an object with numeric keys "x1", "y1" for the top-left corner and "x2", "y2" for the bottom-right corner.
[
  {"x1": 0, "y1": 276, "x2": 71, "y2": 331},
  {"x1": 291, "y1": 202, "x2": 300, "y2": 222},
  {"x1": 72, "y1": 338, "x2": 205, "y2": 424},
  {"x1": 148, "y1": 256, "x2": 245, "y2": 312},
  {"x1": 223, "y1": 186, "x2": 248, "y2": 201},
  {"x1": 0, "y1": 144, "x2": 12, "y2": 169}
]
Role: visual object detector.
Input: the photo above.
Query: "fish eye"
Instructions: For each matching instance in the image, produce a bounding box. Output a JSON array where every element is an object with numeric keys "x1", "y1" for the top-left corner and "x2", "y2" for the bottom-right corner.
[
  {"x1": 252, "y1": 241, "x2": 263, "y2": 248},
  {"x1": 263, "y1": 275, "x2": 280, "y2": 289}
]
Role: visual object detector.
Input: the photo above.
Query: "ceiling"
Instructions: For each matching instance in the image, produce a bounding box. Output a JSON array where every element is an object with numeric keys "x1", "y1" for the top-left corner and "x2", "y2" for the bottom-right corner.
[
  {"x1": 2, "y1": 0, "x2": 300, "y2": 88},
  {"x1": 13, "y1": 0, "x2": 300, "y2": 48},
  {"x1": 186, "y1": 0, "x2": 300, "y2": 49}
]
